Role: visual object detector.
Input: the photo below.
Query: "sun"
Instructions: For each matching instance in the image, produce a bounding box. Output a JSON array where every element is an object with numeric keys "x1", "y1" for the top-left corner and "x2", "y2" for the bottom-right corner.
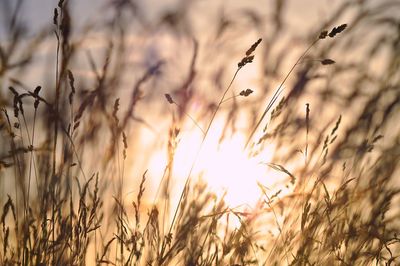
[
  {"x1": 148, "y1": 116, "x2": 290, "y2": 209},
  {"x1": 195, "y1": 128, "x2": 268, "y2": 207}
]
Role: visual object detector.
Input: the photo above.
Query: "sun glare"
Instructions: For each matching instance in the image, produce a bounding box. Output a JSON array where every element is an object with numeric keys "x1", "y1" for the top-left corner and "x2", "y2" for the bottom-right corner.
[{"x1": 148, "y1": 117, "x2": 290, "y2": 208}]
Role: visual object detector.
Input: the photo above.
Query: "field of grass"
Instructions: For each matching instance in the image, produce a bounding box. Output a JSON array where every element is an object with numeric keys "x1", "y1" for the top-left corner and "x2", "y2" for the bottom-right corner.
[{"x1": 0, "y1": 0, "x2": 399, "y2": 265}]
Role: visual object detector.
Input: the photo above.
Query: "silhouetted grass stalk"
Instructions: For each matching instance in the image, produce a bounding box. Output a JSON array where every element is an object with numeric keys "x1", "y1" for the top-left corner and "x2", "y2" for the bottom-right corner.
[
  {"x1": 162, "y1": 38, "x2": 262, "y2": 262},
  {"x1": 245, "y1": 38, "x2": 319, "y2": 149}
]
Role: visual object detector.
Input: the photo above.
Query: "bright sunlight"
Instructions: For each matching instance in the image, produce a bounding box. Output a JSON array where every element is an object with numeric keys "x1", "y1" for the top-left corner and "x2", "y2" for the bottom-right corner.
[{"x1": 149, "y1": 116, "x2": 291, "y2": 208}]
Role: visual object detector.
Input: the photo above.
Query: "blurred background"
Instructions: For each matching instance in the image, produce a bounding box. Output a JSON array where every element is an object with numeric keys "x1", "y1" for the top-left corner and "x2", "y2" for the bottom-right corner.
[{"x1": 0, "y1": 0, "x2": 399, "y2": 265}]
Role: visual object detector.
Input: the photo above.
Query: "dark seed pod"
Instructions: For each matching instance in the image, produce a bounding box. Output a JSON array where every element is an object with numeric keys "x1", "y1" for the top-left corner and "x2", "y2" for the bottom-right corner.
[
  {"x1": 321, "y1": 59, "x2": 336, "y2": 65},
  {"x1": 246, "y1": 38, "x2": 262, "y2": 56},
  {"x1": 319, "y1": 30, "x2": 328, "y2": 39},
  {"x1": 328, "y1": 24, "x2": 347, "y2": 38},
  {"x1": 239, "y1": 89, "x2": 254, "y2": 97},
  {"x1": 165, "y1": 94, "x2": 174, "y2": 104}
]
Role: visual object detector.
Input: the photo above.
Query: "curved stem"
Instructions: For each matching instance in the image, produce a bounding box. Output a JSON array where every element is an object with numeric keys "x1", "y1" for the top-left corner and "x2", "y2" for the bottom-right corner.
[
  {"x1": 245, "y1": 39, "x2": 319, "y2": 149},
  {"x1": 160, "y1": 67, "x2": 241, "y2": 263},
  {"x1": 221, "y1": 94, "x2": 240, "y2": 104},
  {"x1": 173, "y1": 102, "x2": 205, "y2": 135}
]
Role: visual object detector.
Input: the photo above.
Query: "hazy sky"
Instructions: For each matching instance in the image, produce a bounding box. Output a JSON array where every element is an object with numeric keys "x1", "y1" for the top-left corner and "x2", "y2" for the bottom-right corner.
[
  {"x1": 0, "y1": 0, "x2": 339, "y2": 40},
  {"x1": 0, "y1": 0, "x2": 104, "y2": 39}
]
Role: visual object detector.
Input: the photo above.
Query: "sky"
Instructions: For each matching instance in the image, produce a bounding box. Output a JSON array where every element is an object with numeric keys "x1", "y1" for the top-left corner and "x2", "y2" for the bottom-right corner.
[
  {"x1": 0, "y1": 0, "x2": 341, "y2": 40},
  {"x1": 0, "y1": 0, "x2": 104, "y2": 39}
]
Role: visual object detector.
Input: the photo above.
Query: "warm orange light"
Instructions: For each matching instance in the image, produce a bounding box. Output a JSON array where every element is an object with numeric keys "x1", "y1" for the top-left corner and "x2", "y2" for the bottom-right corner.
[{"x1": 148, "y1": 116, "x2": 293, "y2": 209}]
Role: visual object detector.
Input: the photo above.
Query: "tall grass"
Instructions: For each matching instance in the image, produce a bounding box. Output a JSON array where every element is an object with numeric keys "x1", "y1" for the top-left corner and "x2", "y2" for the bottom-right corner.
[{"x1": 0, "y1": 0, "x2": 399, "y2": 265}]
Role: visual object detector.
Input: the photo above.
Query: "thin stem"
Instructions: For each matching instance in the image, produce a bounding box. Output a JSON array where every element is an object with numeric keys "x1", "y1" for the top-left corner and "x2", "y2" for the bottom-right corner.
[
  {"x1": 173, "y1": 102, "x2": 205, "y2": 135},
  {"x1": 204, "y1": 68, "x2": 240, "y2": 138},
  {"x1": 245, "y1": 39, "x2": 319, "y2": 149},
  {"x1": 221, "y1": 94, "x2": 240, "y2": 104},
  {"x1": 52, "y1": 10, "x2": 62, "y2": 264},
  {"x1": 16, "y1": 116, "x2": 26, "y2": 265},
  {"x1": 62, "y1": 126, "x2": 87, "y2": 182},
  {"x1": 20, "y1": 114, "x2": 31, "y2": 216},
  {"x1": 25, "y1": 109, "x2": 36, "y2": 213},
  {"x1": 160, "y1": 67, "x2": 241, "y2": 263},
  {"x1": 305, "y1": 103, "x2": 310, "y2": 164}
]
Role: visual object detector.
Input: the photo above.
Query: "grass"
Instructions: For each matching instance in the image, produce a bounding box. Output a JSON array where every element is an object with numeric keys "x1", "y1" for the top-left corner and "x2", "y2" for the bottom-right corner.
[{"x1": 0, "y1": 0, "x2": 400, "y2": 265}]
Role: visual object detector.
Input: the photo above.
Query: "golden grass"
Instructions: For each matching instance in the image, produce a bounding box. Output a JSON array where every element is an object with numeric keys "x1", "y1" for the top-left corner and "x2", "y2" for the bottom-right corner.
[{"x1": 0, "y1": 0, "x2": 399, "y2": 265}]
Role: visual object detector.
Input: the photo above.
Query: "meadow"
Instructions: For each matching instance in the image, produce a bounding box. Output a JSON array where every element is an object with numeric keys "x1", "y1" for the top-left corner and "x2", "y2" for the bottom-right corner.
[{"x1": 0, "y1": 0, "x2": 399, "y2": 265}]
